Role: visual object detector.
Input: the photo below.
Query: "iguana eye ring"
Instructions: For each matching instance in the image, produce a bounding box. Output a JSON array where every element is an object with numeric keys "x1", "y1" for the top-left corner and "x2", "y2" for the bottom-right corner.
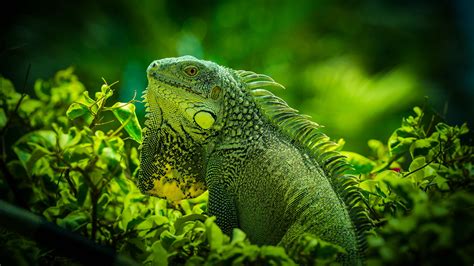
[{"x1": 184, "y1": 65, "x2": 199, "y2": 76}]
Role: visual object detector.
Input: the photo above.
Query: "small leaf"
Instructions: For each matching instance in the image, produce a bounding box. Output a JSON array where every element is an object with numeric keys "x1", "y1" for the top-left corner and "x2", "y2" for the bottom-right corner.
[
  {"x1": 57, "y1": 210, "x2": 90, "y2": 232},
  {"x1": 100, "y1": 147, "x2": 121, "y2": 169},
  {"x1": 433, "y1": 176, "x2": 450, "y2": 191},
  {"x1": 231, "y1": 228, "x2": 247, "y2": 244},
  {"x1": 341, "y1": 151, "x2": 376, "y2": 174},
  {"x1": 145, "y1": 241, "x2": 169, "y2": 266},
  {"x1": 0, "y1": 108, "x2": 7, "y2": 128},
  {"x1": 26, "y1": 147, "x2": 51, "y2": 176},
  {"x1": 111, "y1": 102, "x2": 142, "y2": 143},
  {"x1": 43, "y1": 206, "x2": 63, "y2": 221},
  {"x1": 408, "y1": 157, "x2": 427, "y2": 182},
  {"x1": 115, "y1": 175, "x2": 130, "y2": 193},
  {"x1": 18, "y1": 98, "x2": 43, "y2": 116},
  {"x1": 66, "y1": 103, "x2": 90, "y2": 120},
  {"x1": 58, "y1": 127, "x2": 82, "y2": 149},
  {"x1": 127, "y1": 217, "x2": 146, "y2": 231},
  {"x1": 409, "y1": 139, "x2": 435, "y2": 159},
  {"x1": 34, "y1": 79, "x2": 50, "y2": 101},
  {"x1": 97, "y1": 193, "x2": 110, "y2": 210},
  {"x1": 173, "y1": 213, "x2": 207, "y2": 235},
  {"x1": 77, "y1": 182, "x2": 89, "y2": 206},
  {"x1": 205, "y1": 217, "x2": 224, "y2": 250}
]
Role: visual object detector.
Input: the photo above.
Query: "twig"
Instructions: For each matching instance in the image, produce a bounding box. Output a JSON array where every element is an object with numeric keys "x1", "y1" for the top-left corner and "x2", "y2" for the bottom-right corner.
[{"x1": 403, "y1": 141, "x2": 443, "y2": 178}]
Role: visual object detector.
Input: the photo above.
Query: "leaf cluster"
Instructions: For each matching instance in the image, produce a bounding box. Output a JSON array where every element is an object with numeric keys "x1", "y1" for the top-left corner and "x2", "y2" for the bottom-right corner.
[{"x1": 343, "y1": 106, "x2": 474, "y2": 265}]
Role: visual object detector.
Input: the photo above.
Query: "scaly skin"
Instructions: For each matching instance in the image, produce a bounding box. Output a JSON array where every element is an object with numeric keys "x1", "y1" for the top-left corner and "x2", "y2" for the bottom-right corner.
[{"x1": 138, "y1": 56, "x2": 368, "y2": 264}]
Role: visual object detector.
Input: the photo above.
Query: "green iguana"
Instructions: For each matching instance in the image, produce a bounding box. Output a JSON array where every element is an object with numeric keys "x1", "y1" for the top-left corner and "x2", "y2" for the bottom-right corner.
[{"x1": 137, "y1": 56, "x2": 370, "y2": 264}]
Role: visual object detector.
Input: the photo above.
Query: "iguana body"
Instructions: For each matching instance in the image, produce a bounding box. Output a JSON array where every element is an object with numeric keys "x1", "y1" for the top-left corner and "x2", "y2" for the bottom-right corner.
[{"x1": 138, "y1": 56, "x2": 369, "y2": 264}]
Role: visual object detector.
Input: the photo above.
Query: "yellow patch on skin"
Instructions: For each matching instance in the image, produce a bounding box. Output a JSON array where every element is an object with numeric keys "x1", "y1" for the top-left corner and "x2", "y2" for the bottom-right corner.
[
  {"x1": 188, "y1": 182, "x2": 207, "y2": 198},
  {"x1": 147, "y1": 163, "x2": 207, "y2": 202},
  {"x1": 149, "y1": 178, "x2": 186, "y2": 202},
  {"x1": 194, "y1": 111, "x2": 215, "y2": 129}
]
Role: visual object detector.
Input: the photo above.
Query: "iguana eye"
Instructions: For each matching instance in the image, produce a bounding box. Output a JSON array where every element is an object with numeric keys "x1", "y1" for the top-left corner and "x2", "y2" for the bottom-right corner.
[{"x1": 184, "y1": 65, "x2": 199, "y2": 76}]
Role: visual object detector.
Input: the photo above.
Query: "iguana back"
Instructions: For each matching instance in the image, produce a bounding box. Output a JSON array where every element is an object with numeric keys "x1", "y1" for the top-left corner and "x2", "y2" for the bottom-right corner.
[{"x1": 138, "y1": 56, "x2": 370, "y2": 264}]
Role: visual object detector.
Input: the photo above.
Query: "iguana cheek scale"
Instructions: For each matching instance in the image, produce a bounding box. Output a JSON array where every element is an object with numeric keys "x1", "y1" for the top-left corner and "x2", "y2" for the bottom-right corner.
[{"x1": 137, "y1": 56, "x2": 371, "y2": 265}]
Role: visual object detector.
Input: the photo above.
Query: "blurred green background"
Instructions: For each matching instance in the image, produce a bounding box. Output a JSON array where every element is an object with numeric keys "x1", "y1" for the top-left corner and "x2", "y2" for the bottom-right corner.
[{"x1": 1, "y1": 0, "x2": 473, "y2": 153}]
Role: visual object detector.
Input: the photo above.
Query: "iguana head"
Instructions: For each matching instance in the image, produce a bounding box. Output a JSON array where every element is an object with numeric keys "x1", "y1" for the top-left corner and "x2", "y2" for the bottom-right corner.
[
  {"x1": 145, "y1": 55, "x2": 227, "y2": 138},
  {"x1": 138, "y1": 56, "x2": 229, "y2": 201}
]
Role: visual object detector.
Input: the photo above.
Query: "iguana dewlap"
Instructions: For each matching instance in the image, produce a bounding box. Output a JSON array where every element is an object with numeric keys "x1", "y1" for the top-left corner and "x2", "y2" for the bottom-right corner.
[{"x1": 137, "y1": 56, "x2": 369, "y2": 264}]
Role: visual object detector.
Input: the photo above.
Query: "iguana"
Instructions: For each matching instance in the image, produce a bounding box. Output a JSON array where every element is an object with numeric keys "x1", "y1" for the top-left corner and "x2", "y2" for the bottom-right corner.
[{"x1": 137, "y1": 55, "x2": 370, "y2": 264}]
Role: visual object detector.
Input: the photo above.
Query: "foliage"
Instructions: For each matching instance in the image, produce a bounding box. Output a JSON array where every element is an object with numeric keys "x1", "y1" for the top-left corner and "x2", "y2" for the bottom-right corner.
[
  {"x1": 344, "y1": 106, "x2": 474, "y2": 265},
  {"x1": 1, "y1": 70, "x2": 473, "y2": 265}
]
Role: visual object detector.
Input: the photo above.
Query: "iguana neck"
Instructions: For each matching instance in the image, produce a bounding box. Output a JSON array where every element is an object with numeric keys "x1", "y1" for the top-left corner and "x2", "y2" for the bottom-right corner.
[{"x1": 218, "y1": 77, "x2": 266, "y2": 145}]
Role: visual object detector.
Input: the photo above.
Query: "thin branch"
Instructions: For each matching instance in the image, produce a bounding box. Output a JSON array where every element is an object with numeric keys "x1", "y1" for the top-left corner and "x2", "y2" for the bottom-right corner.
[{"x1": 403, "y1": 141, "x2": 443, "y2": 178}]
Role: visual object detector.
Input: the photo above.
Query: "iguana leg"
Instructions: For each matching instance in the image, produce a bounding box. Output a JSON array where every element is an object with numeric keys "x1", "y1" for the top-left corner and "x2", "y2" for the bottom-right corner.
[{"x1": 205, "y1": 154, "x2": 239, "y2": 235}]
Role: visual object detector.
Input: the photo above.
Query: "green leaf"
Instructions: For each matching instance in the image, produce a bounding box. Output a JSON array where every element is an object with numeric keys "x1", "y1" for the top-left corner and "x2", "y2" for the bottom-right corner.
[
  {"x1": 145, "y1": 241, "x2": 169, "y2": 266},
  {"x1": 43, "y1": 206, "x2": 63, "y2": 221},
  {"x1": 459, "y1": 123, "x2": 469, "y2": 135},
  {"x1": 100, "y1": 147, "x2": 121, "y2": 169},
  {"x1": 127, "y1": 217, "x2": 146, "y2": 231},
  {"x1": 13, "y1": 130, "x2": 57, "y2": 173},
  {"x1": 0, "y1": 77, "x2": 16, "y2": 97},
  {"x1": 433, "y1": 176, "x2": 449, "y2": 191},
  {"x1": 0, "y1": 77, "x2": 22, "y2": 110},
  {"x1": 173, "y1": 213, "x2": 207, "y2": 235},
  {"x1": 26, "y1": 147, "x2": 51, "y2": 176},
  {"x1": 341, "y1": 151, "x2": 376, "y2": 174},
  {"x1": 115, "y1": 175, "x2": 130, "y2": 193},
  {"x1": 231, "y1": 228, "x2": 247, "y2": 244},
  {"x1": 97, "y1": 193, "x2": 111, "y2": 210},
  {"x1": 66, "y1": 103, "x2": 90, "y2": 120},
  {"x1": 205, "y1": 217, "x2": 225, "y2": 250},
  {"x1": 34, "y1": 79, "x2": 51, "y2": 101},
  {"x1": 368, "y1": 139, "x2": 388, "y2": 159},
  {"x1": 57, "y1": 210, "x2": 90, "y2": 232},
  {"x1": 388, "y1": 132, "x2": 416, "y2": 157},
  {"x1": 111, "y1": 102, "x2": 142, "y2": 143},
  {"x1": 408, "y1": 157, "x2": 430, "y2": 183},
  {"x1": 93, "y1": 130, "x2": 107, "y2": 154},
  {"x1": 15, "y1": 130, "x2": 57, "y2": 150},
  {"x1": 63, "y1": 143, "x2": 92, "y2": 166},
  {"x1": 76, "y1": 182, "x2": 89, "y2": 206},
  {"x1": 100, "y1": 84, "x2": 114, "y2": 98},
  {"x1": 18, "y1": 98, "x2": 43, "y2": 116},
  {"x1": 58, "y1": 127, "x2": 82, "y2": 150},
  {"x1": 413, "y1": 106, "x2": 423, "y2": 117},
  {"x1": 0, "y1": 108, "x2": 7, "y2": 128},
  {"x1": 409, "y1": 139, "x2": 436, "y2": 159}
]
